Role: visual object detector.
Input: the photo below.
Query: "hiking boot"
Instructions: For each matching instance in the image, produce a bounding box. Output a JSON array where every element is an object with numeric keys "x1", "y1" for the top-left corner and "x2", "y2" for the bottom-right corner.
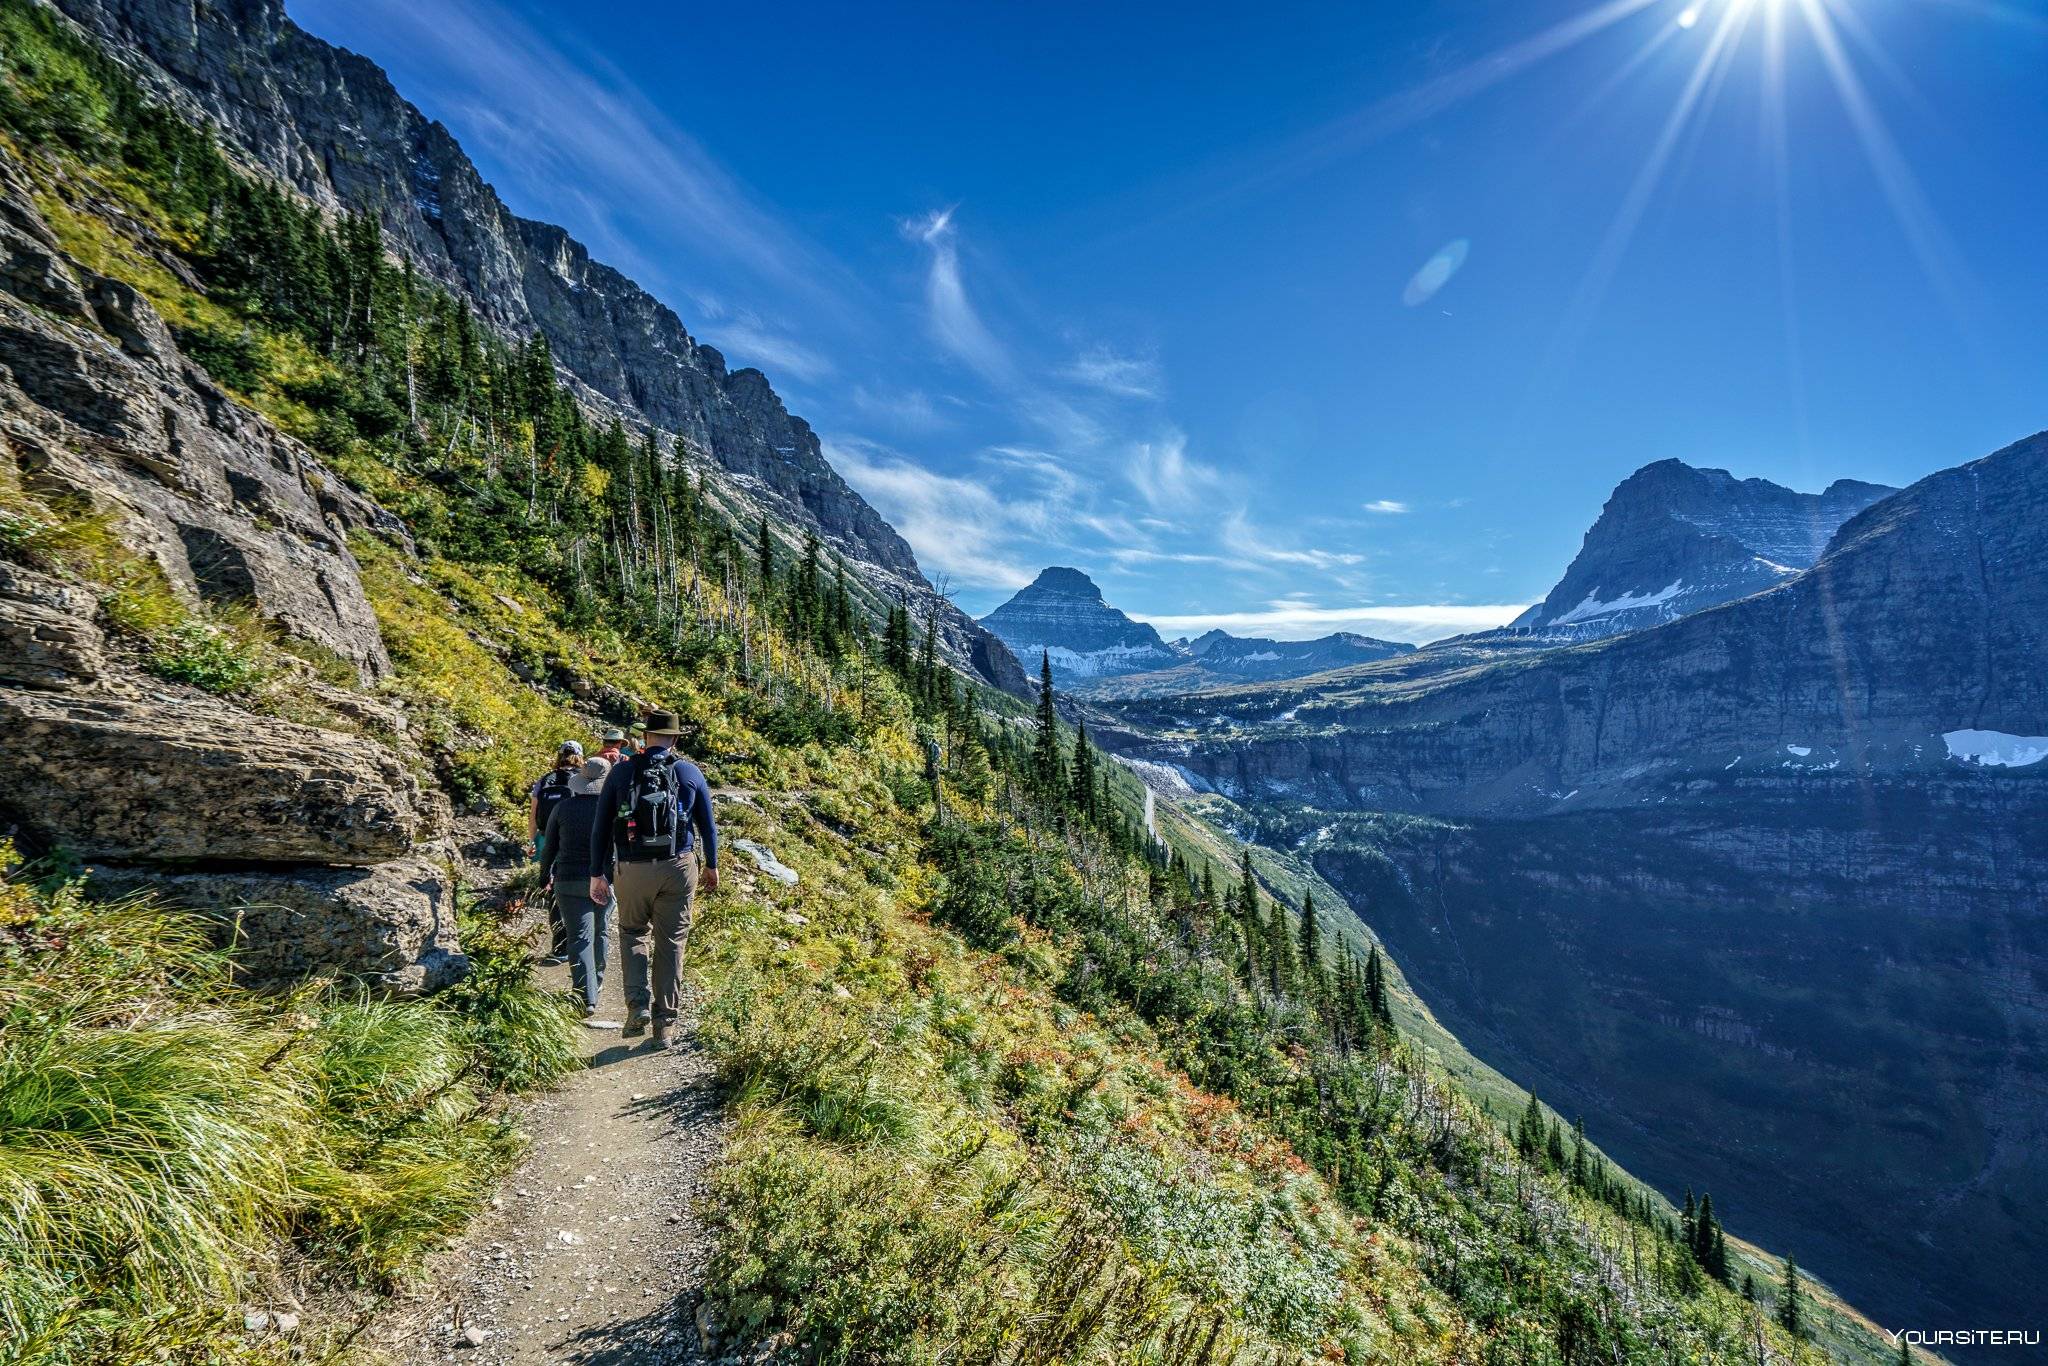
[
  {"x1": 650, "y1": 1023, "x2": 672, "y2": 1051},
  {"x1": 622, "y1": 1010, "x2": 649, "y2": 1039}
]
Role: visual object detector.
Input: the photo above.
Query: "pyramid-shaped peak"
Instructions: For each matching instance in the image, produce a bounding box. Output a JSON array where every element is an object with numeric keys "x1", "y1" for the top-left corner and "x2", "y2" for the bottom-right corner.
[{"x1": 1029, "y1": 566, "x2": 1104, "y2": 598}]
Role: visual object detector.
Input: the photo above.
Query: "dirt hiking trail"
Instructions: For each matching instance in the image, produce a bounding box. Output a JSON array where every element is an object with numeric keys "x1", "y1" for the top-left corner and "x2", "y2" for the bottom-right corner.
[{"x1": 364, "y1": 957, "x2": 725, "y2": 1365}]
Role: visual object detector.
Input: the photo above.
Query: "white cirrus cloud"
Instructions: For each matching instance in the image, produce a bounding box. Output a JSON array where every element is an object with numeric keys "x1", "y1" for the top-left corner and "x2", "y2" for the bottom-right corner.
[
  {"x1": 826, "y1": 439, "x2": 1040, "y2": 591},
  {"x1": 1126, "y1": 431, "x2": 1219, "y2": 512},
  {"x1": 1129, "y1": 602, "x2": 1528, "y2": 645},
  {"x1": 904, "y1": 207, "x2": 1014, "y2": 384},
  {"x1": 1060, "y1": 344, "x2": 1163, "y2": 400},
  {"x1": 702, "y1": 314, "x2": 835, "y2": 383},
  {"x1": 1221, "y1": 510, "x2": 1364, "y2": 571},
  {"x1": 1363, "y1": 499, "x2": 1410, "y2": 514},
  {"x1": 849, "y1": 386, "x2": 954, "y2": 433}
]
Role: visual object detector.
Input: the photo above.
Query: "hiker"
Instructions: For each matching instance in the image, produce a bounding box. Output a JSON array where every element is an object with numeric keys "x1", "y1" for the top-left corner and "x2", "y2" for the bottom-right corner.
[
  {"x1": 596, "y1": 726, "x2": 628, "y2": 767},
  {"x1": 622, "y1": 723, "x2": 646, "y2": 758},
  {"x1": 529, "y1": 741, "x2": 582, "y2": 960},
  {"x1": 542, "y1": 755, "x2": 614, "y2": 1017},
  {"x1": 587, "y1": 710, "x2": 718, "y2": 1049}
]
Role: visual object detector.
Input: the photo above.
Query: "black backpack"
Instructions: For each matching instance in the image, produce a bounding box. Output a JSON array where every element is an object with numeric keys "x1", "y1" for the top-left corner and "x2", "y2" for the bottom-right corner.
[
  {"x1": 534, "y1": 768, "x2": 574, "y2": 827},
  {"x1": 620, "y1": 750, "x2": 692, "y2": 858}
]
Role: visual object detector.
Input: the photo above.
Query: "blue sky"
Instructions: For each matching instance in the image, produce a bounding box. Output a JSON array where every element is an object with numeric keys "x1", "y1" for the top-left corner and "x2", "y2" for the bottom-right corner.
[{"x1": 294, "y1": 0, "x2": 2048, "y2": 640}]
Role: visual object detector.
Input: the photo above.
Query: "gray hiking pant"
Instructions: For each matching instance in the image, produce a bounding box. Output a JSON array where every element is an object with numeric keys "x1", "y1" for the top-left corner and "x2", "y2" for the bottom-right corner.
[
  {"x1": 553, "y1": 878, "x2": 609, "y2": 1010},
  {"x1": 614, "y1": 856, "x2": 698, "y2": 1026}
]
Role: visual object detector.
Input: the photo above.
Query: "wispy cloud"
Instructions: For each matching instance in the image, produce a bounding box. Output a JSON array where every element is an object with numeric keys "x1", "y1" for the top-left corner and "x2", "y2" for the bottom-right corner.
[
  {"x1": 1061, "y1": 344, "x2": 1163, "y2": 399},
  {"x1": 1125, "y1": 431, "x2": 1219, "y2": 512},
  {"x1": 1363, "y1": 499, "x2": 1411, "y2": 514},
  {"x1": 905, "y1": 208, "x2": 1014, "y2": 383},
  {"x1": 849, "y1": 386, "x2": 955, "y2": 433},
  {"x1": 298, "y1": 0, "x2": 850, "y2": 313},
  {"x1": 1222, "y1": 511, "x2": 1365, "y2": 572},
  {"x1": 827, "y1": 439, "x2": 1043, "y2": 590},
  {"x1": 702, "y1": 314, "x2": 835, "y2": 382},
  {"x1": 1130, "y1": 602, "x2": 1528, "y2": 644}
]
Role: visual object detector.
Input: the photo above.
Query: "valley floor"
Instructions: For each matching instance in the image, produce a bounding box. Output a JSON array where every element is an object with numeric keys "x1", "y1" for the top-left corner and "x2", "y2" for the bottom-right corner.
[{"x1": 361, "y1": 960, "x2": 723, "y2": 1365}]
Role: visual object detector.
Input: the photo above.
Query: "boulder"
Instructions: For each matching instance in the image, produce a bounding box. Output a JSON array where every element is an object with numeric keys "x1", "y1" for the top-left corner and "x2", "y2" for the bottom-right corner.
[
  {"x1": 0, "y1": 686, "x2": 447, "y2": 864},
  {"x1": 90, "y1": 855, "x2": 466, "y2": 995}
]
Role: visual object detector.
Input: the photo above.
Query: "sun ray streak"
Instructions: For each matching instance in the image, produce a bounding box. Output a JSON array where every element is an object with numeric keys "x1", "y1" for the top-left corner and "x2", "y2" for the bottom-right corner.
[
  {"x1": 1795, "y1": 0, "x2": 1978, "y2": 322},
  {"x1": 1211, "y1": 0, "x2": 1669, "y2": 204},
  {"x1": 1542, "y1": 0, "x2": 1758, "y2": 382},
  {"x1": 1915, "y1": 0, "x2": 2048, "y2": 35},
  {"x1": 1762, "y1": 0, "x2": 1815, "y2": 463}
]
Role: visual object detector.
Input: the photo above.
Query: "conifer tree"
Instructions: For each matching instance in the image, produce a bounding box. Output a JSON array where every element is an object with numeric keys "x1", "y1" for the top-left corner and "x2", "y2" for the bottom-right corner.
[
  {"x1": 1297, "y1": 890, "x2": 1323, "y2": 992},
  {"x1": 918, "y1": 610, "x2": 939, "y2": 703},
  {"x1": 755, "y1": 514, "x2": 775, "y2": 589},
  {"x1": 830, "y1": 559, "x2": 854, "y2": 646},
  {"x1": 1777, "y1": 1256, "x2": 1805, "y2": 1339},
  {"x1": 1364, "y1": 945, "x2": 1394, "y2": 1028},
  {"x1": 1031, "y1": 653, "x2": 1064, "y2": 799},
  {"x1": 1265, "y1": 897, "x2": 1295, "y2": 997},
  {"x1": 1069, "y1": 720, "x2": 1098, "y2": 820},
  {"x1": 1570, "y1": 1117, "x2": 1588, "y2": 1188},
  {"x1": 1518, "y1": 1091, "x2": 1545, "y2": 1160},
  {"x1": 1237, "y1": 849, "x2": 1262, "y2": 987}
]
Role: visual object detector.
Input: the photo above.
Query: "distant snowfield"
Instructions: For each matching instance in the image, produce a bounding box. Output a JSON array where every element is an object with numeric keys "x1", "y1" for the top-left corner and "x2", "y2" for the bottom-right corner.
[{"x1": 1942, "y1": 729, "x2": 2048, "y2": 768}]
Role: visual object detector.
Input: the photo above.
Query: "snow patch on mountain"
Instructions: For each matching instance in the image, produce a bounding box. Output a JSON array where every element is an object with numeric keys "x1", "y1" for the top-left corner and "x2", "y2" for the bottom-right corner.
[
  {"x1": 1507, "y1": 461, "x2": 1895, "y2": 643},
  {"x1": 1551, "y1": 579, "x2": 1685, "y2": 626},
  {"x1": 1943, "y1": 729, "x2": 2048, "y2": 768}
]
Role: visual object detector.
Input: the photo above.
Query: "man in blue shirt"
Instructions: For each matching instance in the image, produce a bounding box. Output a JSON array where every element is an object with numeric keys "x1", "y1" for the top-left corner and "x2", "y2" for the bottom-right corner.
[{"x1": 587, "y1": 710, "x2": 718, "y2": 1049}]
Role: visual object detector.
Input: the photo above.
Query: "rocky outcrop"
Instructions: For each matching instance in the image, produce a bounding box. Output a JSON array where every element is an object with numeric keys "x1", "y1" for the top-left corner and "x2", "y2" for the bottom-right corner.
[
  {"x1": 46, "y1": 0, "x2": 1023, "y2": 694},
  {"x1": 90, "y1": 855, "x2": 466, "y2": 995},
  {"x1": 1501, "y1": 460, "x2": 1894, "y2": 642},
  {"x1": 0, "y1": 154, "x2": 393, "y2": 680},
  {"x1": 980, "y1": 567, "x2": 1178, "y2": 684},
  {"x1": 0, "y1": 145, "x2": 463, "y2": 991},
  {"x1": 0, "y1": 687, "x2": 445, "y2": 864}
]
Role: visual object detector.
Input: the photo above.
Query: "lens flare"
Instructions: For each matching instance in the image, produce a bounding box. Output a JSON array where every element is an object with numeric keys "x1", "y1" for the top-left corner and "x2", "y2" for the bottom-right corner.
[{"x1": 1402, "y1": 240, "x2": 1471, "y2": 307}]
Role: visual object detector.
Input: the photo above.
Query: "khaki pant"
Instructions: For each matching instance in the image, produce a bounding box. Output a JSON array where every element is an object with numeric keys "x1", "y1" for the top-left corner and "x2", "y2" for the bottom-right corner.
[{"x1": 613, "y1": 856, "x2": 698, "y2": 1025}]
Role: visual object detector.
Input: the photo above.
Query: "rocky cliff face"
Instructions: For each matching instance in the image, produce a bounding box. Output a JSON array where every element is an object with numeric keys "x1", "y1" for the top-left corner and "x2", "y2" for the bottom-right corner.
[
  {"x1": 980, "y1": 567, "x2": 1178, "y2": 683},
  {"x1": 1102, "y1": 434, "x2": 2048, "y2": 1341},
  {"x1": 0, "y1": 146, "x2": 463, "y2": 992},
  {"x1": 47, "y1": 0, "x2": 1023, "y2": 694},
  {"x1": 1504, "y1": 460, "x2": 1894, "y2": 641}
]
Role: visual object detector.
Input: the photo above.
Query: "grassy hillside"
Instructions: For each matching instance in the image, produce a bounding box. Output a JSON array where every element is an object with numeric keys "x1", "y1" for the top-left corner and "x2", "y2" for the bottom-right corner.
[{"x1": 0, "y1": 3, "x2": 1918, "y2": 1360}]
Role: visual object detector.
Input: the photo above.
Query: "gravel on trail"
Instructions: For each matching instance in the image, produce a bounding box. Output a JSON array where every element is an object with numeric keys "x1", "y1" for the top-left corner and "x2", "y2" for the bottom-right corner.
[{"x1": 363, "y1": 954, "x2": 727, "y2": 1365}]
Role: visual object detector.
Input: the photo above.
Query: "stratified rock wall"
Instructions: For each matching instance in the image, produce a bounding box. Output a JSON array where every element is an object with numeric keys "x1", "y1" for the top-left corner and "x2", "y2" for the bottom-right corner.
[{"x1": 0, "y1": 150, "x2": 457, "y2": 991}]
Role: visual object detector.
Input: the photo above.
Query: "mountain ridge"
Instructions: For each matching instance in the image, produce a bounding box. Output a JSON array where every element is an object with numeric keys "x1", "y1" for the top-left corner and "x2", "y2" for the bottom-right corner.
[
  {"x1": 1098, "y1": 431, "x2": 2048, "y2": 1344},
  {"x1": 981, "y1": 565, "x2": 1415, "y2": 692},
  {"x1": 1505, "y1": 458, "x2": 1895, "y2": 642},
  {"x1": 47, "y1": 0, "x2": 1028, "y2": 693}
]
